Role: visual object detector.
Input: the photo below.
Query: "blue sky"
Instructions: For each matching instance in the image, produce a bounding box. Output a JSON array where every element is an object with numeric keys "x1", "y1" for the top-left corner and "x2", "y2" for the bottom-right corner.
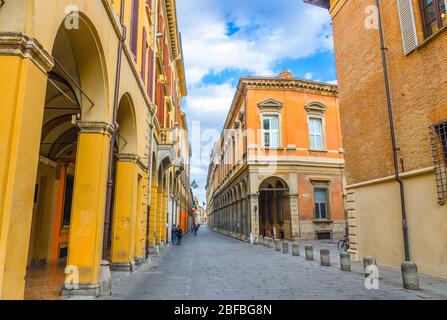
[{"x1": 176, "y1": 0, "x2": 336, "y2": 204}]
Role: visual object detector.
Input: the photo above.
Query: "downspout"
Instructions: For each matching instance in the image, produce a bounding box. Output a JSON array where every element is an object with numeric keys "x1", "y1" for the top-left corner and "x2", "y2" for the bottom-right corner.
[
  {"x1": 102, "y1": 0, "x2": 127, "y2": 260},
  {"x1": 146, "y1": 0, "x2": 159, "y2": 259},
  {"x1": 376, "y1": 0, "x2": 411, "y2": 261}
]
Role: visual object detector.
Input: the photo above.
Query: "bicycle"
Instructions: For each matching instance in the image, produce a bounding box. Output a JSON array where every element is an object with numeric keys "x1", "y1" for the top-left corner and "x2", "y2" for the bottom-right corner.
[{"x1": 337, "y1": 235, "x2": 350, "y2": 252}]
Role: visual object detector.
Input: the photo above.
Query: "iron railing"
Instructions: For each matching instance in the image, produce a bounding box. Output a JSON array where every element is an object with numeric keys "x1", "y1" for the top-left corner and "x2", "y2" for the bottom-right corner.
[{"x1": 429, "y1": 121, "x2": 447, "y2": 205}]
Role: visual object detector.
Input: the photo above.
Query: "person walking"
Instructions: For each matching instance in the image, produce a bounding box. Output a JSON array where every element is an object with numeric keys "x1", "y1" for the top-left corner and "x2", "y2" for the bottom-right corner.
[
  {"x1": 176, "y1": 226, "x2": 183, "y2": 246},
  {"x1": 171, "y1": 225, "x2": 177, "y2": 246},
  {"x1": 193, "y1": 224, "x2": 198, "y2": 236}
]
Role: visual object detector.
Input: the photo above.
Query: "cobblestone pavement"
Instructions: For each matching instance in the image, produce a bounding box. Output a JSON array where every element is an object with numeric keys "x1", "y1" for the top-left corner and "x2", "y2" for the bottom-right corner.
[{"x1": 101, "y1": 227, "x2": 447, "y2": 300}]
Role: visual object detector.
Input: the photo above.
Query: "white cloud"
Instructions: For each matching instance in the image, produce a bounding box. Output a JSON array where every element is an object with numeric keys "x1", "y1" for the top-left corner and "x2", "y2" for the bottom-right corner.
[
  {"x1": 177, "y1": 0, "x2": 333, "y2": 86},
  {"x1": 305, "y1": 72, "x2": 313, "y2": 80},
  {"x1": 176, "y1": 0, "x2": 334, "y2": 203}
]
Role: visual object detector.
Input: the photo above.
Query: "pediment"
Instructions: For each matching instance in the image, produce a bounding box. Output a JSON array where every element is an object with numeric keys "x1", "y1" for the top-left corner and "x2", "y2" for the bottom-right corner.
[{"x1": 257, "y1": 98, "x2": 283, "y2": 110}]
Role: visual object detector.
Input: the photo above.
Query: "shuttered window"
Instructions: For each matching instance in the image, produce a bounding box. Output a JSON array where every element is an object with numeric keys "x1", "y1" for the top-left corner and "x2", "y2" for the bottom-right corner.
[
  {"x1": 130, "y1": 0, "x2": 139, "y2": 59},
  {"x1": 147, "y1": 47, "x2": 155, "y2": 99},
  {"x1": 309, "y1": 118, "x2": 324, "y2": 150},
  {"x1": 397, "y1": 0, "x2": 419, "y2": 55},
  {"x1": 141, "y1": 27, "x2": 147, "y2": 81}
]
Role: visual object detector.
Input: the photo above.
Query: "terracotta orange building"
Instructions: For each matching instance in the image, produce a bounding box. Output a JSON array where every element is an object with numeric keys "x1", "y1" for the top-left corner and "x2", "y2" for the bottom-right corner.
[{"x1": 206, "y1": 71, "x2": 346, "y2": 242}]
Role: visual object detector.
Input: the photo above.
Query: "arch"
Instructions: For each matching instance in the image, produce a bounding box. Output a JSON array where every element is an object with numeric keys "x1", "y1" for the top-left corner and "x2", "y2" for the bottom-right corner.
[
  {"x1": 117, "y1": 94, "x2": 137, "y2": 154},
  {"x1": 50, "y1": 12, "x2": 109, "y2": 121},
  {"x1": 258, "y1": 176, "x2": 289, "y2": 191},
  {"x1": 258, "y1": 176, "x2": 291, "y2": 240}
]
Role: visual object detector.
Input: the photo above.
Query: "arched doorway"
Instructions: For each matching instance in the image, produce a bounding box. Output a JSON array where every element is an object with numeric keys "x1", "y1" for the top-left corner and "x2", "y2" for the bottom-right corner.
[
  {"x1": 258, "y1": 177, "x2": 291, "y2": 240},
  {"x1": 25, "y1": 14, "x2": 108, "y2": 299}
]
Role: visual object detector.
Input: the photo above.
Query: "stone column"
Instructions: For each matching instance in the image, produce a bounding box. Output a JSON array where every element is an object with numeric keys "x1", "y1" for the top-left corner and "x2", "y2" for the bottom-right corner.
[
  {"x1": 0, "y1": 39, "x2": 52, "y2": 299},
  {"x1": 110, "y1": 155, "x2": 138, "y2": 271},
  {"x1": 64, "y1": 122, "x2": 114, "y2": 296},
  {"x1": 289, "y1": 193, "x2": 300, "y2": 240},
  {"x1": 249, "y1": 194, "x2": 259, "y2": 244},
  {"x1": 148, "y1": 180, "x2": 158, "y2": 246}
]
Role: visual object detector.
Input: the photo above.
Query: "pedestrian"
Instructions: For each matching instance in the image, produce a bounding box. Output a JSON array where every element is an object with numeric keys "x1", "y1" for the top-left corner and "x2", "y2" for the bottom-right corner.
[
  {"x1": 171, "y1": 225, "x2": 177, "y2": 246},
  {"x1": 193, "y1": 224, "x2": 198, "y2": 236},
  {"x1": 176, "y1": 226, "x2": 183, "y2": 246}
]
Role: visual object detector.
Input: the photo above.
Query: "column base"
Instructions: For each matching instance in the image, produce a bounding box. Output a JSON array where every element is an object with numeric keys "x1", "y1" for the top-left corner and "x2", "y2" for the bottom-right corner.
[
  {"x1": 110, "y1": 261, "x2": 136, "y2": 272},
  {"x1": 135, "y1": 257, "x2": 145, "y2": 266},
  {"x1": 61, "y1": 282, "x2": 101, "y2": 297}
]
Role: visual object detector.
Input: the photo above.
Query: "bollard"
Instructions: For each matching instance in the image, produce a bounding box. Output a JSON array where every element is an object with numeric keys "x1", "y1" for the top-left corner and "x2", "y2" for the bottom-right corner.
[
  {"x1": 275, "y1": 240, "x2": 282, "y2": 252},
  {"x1": 292, "y1": 243, "x2": 300, "y2": 256},
  {"x1": 264, "y1": 237, "x2": 269, "y2": 247},
  {"x1": 160, "y1": 241, "x2": 165, "y2": 251},
  {"x1": 154, "y1": 245, "x2": 160, "y2": 256},
  {"x1": 259, "y1": 236, "x2": 264, "y2": 246},
  {"x1": 305, "y1": 245, "x2": 314, "y2": 261},
  {"x1": 320, "y1": 249, "x2": 330, "y2": 266},
  {"x1": 363, "y1": 256, "x2": 376, "y2": 277},
  {"x1": 401, "y1": 261, "x2": 419, "y2": 290},
  {"x1": 268, "y1": 238, "x2": 274, "y2": 249},
  {"x1": 340, "y1": 252, "x2": 351, "y2": 272},
  {"x1": 282, "y1": 241, "x2": 289, "y2": 254}
]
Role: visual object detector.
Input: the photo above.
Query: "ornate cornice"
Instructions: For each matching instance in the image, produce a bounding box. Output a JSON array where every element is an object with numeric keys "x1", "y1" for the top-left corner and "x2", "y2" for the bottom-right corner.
[
  {"x1": 164, "y1": 0, "x2": 180, "y2": 59},
  {"x1": 77, "y1": 121, "x2": 115, "y2": 137},
  {"x1": 0, "y1": 32, "x2": 54, "y2": 72},
  {"x1": 241, "y1": 77, "x2": 338, "y2": 96}
]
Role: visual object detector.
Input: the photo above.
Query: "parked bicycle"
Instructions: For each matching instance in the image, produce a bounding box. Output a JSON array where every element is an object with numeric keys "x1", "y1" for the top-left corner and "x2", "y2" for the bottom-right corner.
[{"x1": 337, "y1": 235, "x2": 350, "y2": 252}]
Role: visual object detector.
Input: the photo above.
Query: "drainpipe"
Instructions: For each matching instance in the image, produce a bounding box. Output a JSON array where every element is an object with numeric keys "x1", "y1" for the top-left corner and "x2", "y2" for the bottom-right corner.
[
  {"x1": 145, "y1": 0, "x2": 160, "y2": 259},
  {"x1": 376, "y1": 0, "x2": 411, "y2": 262},
  {"x1": 102, "y1": 0, "x2": 127, "y2": 261}
]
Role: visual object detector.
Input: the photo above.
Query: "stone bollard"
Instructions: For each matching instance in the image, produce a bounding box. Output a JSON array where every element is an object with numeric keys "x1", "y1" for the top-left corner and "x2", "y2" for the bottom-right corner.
[
  {"x1": 401, "y1": 261, "x2": 419, "y2": 290},
  {"x1": 259, "y1": 236, "x2": 264, "y2": 246},
  {"x1": 292, "y1": 243, "x2": 300, "y2": 256},
  {"x1": 154, "y1": 245, "x2": 160, "y2": 256},
  {"x1": 305, "y1": 245, "x2": 314, "y2": 261},
  {"x1": 275, "y1": 240, "x2": 282, "y2": 252},
  {"x1": 320, "y1": 249, "x2": 330, "y2": 266},
  {"x1": 363, "y1": 256, "x2": 376, "y2": 277},
  {"x1": 264, "y1": 237, "x2": 270, "y2": 247},
  {"x1": 340, "y1": 252, "x2": 351, "y2": 272},
  {"x1": 268, "y1": 238, "x2": 274, "y2": 249},
  {"x1": 160, "y1": 241, "x2": 165, "y2": 251},
  {"x1": 282, "y1": 241, "x2": 289, "y2": 254}
]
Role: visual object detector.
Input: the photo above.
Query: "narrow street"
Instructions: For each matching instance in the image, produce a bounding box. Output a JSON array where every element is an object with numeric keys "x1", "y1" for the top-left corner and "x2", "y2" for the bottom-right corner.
[{"x1": 101, "y1": 227, "x2": 447, "y2": 300}]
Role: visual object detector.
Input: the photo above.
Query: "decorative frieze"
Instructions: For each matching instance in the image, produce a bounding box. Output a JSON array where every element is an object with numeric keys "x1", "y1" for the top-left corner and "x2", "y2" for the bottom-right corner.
[{"x1": 77, "y1": 121, "x2": 115, "y2": 137}]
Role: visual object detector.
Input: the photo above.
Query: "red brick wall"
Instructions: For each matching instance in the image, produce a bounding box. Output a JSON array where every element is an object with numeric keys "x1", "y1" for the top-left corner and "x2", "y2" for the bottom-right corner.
[{"x1": 332, "y1": 0, "x2": 447, "y2": 185}]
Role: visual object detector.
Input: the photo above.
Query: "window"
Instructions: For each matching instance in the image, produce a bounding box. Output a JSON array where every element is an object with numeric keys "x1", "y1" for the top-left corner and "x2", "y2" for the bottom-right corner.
[
  {"x1": 62, "y1": 175, "x2": 75, "y2": 226},
  {"x1": 130, "y1": 0, "x2": 140, "y2": 58},
  {"x1": 314, "y1": 188, "x2": 328, "y2": 220},
  {"x1": 430, "y1": 121, "x2": 447, "y2": 204},
  {"x1": 420, "y1": 0, "x2": 447, "y2": 37},
  {"x1": 262, "y1": 115, "x2": 279, "y2": 148},
  {"x1": 309, "y1": 118, "x2": 324, "y2": 150}
]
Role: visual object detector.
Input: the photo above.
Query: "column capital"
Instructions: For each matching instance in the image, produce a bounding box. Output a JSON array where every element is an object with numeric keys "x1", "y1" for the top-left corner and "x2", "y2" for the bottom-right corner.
[
  {"x1": 77, "y1": 121, "x2": 115, "y2": 137},
  {"x1": 117, "y1": 153, "x2": 139, "y2": 163},
  {"x1": 0, "y1": 32, "x2": 54, "y2": 72}
]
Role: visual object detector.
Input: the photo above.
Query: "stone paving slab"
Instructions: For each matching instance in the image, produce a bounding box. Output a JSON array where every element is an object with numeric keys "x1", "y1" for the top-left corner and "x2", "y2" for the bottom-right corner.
[{"x1": 100, "y1": 228, "x2": 447, "y2": 300}]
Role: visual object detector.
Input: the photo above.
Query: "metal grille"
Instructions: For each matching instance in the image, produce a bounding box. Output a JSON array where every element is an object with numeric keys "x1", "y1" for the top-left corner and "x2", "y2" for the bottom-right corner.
[{"x1": 429, "y1": 122, "x2": 447, "y2": 205}]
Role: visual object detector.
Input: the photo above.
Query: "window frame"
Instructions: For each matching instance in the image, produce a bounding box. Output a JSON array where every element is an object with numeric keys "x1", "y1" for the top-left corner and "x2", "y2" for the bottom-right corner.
[
  {"x1": 314, "y1": 188, "x2": 330, "y2": 220},
  {"x1": 419, "y1": 0, "x2": 447, "y2": 38},
  {"x1": 262, "y1": 114, "x2": 281, "y2": 148}
]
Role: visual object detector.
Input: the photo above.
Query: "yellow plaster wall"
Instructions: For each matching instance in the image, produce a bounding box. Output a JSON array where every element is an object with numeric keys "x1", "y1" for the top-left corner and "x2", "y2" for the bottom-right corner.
[
  {"x1": 110, "y1": 161, "x2": 137, "y2": 267},
  {"x1": 0, "y1": 57, "x2": 48, "y2": 299},
  {"x1": 351, "y1": 172, "x2": 447, "y2": 278}
]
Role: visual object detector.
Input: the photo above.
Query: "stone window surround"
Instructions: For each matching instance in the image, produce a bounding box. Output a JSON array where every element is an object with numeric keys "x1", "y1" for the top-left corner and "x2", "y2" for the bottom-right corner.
[
  {"x1": 310, "y1": 178, "x2": 332, "y2": 222},
  {"x1": 305, "y1": 102, "x2": 328, "y2": 152},
  {"x1": 258, "y1": 99, "x2": 283, "y2": 149}
]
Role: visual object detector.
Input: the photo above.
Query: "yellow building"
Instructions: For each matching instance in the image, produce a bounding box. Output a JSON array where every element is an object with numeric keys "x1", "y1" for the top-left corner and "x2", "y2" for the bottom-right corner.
[{"x1": 0, "y1": 0, "x2": 191, "y2": 300}]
